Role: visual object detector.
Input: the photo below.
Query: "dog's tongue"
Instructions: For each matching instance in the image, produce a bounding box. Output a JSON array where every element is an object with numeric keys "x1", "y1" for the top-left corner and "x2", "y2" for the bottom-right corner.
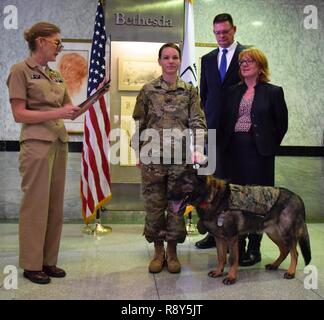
[{"x1": 170, "y1": 200, "x2": 184, "y2": 214}]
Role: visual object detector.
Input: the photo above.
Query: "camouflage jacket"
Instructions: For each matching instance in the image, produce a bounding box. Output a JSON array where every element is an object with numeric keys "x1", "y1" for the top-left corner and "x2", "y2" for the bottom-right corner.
[
  {"x1": 132, "y1": 76, "x2": 207, "y2": 163},
  {"x1": 228, "y1": 184, "x2": 280, "y2": 215}
]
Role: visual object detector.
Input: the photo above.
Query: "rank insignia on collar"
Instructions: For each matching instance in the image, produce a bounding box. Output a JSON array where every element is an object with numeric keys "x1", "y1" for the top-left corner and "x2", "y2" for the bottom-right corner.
[{"x1": 31, "y1": 74, "x2": 41, "y2": 79}]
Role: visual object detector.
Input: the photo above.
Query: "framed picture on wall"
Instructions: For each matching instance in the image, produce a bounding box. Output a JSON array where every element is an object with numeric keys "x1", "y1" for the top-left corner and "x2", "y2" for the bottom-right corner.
[
  {"x1": 118, "y1": 56, "x2": 161, "y2": 91},
  {"x1": 48, "y1": 39, "x2": 110, "y2": 133},
  {"x1": 120, "y1": 95, "x2": 137, "y2": 166},
  {"x1": 48, "y1": 39, "x2": 92, "y2": 133}
]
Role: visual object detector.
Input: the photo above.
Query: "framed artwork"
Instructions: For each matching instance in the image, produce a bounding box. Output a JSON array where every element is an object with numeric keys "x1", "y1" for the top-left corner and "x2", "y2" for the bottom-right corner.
[
  {"x1": 120, "y1": 96, "x2": 137, "y2": 166},
  {"x1": 48, "y1": 39, "x2": 91, "y2": 133},
  {"x1": 48, "y1": 39, "x2": 110, "y2": 133},
  {"x1": 118, "y1": 56, "x2": 160, "y2": 91}
]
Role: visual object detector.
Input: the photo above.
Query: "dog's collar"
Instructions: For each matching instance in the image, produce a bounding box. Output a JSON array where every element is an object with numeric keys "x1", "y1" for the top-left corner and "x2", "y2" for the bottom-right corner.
[{"x1": 178, "y1": 196, "x2": 208, "y2": 214}]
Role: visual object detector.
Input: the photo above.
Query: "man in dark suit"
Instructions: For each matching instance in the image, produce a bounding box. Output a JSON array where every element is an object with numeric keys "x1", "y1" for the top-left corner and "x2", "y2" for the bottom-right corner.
[{"x1": 195, "y1": 13, "x2": 246, "y2": 249}]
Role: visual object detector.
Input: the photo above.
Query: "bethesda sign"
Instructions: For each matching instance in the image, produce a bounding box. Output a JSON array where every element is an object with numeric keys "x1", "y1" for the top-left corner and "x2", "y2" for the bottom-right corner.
[
  {"x1": 115, "y1": 12, "x2": 172, "y2": 27},
  {"x1": 106, "y1": 0, "x2": 182, "y2": 42}
]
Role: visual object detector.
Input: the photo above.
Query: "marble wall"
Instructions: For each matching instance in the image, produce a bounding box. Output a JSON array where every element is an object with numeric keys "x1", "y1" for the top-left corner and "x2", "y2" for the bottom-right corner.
[
  {"x1": 195, "y1": 0, "x2": 324, "y2": 146},
  {"x1": 0, "y1": 0, "x2": 97, "y2": 141},
  {"x1": 1, "y1": 0, "x2": 324, "y2": 146}
]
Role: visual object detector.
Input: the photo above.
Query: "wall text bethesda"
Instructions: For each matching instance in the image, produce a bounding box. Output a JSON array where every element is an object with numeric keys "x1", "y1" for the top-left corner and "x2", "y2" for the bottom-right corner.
[{"x1": 115, "y1": 13, "x2": 172, "y2": 27}]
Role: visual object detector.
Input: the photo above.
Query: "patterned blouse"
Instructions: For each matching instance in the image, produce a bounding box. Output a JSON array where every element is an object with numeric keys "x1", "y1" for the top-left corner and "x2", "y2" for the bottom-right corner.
[{"x1": 234, "y1": 93, "x2": 254, "y2": 132}]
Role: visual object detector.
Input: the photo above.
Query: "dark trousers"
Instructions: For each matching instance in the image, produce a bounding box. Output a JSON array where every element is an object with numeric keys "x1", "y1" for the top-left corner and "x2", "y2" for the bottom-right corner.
[
  {"x1": 225, "y1": 132, "x2": 275, "y2": 254},
  {"x1": 239, "y1": 233, "x2": 263, "y2": 254}
]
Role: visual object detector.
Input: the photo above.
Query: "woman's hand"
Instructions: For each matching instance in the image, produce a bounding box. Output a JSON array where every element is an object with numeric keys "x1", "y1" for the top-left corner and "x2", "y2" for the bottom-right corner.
[
  {"x1": 60, "y1": 103, "x2": 80, "y2": 119},
  {"x1": 68, "y1": 78, "x2": 110, "y2": 120}
]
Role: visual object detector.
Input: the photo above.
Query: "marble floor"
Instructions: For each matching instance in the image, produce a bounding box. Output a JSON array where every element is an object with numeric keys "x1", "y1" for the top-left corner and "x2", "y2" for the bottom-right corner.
[{"x1": 0, "y1": 223, "x2": 323, "y2": 301}]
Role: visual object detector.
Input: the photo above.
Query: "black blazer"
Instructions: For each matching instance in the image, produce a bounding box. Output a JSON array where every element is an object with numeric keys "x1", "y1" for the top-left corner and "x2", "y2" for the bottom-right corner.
[
  {"x1": 200, "y1": 43, "x2": 246, "y2": 131},
  {"x1": 220, "y1": 82, "x2": 288, "y2": 156}
]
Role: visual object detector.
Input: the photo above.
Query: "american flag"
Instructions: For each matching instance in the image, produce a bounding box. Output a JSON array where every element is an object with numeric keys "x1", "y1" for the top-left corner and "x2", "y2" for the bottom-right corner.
[
  {"x1": 180, "y1": 0, "x2": 196, "y2": 218},
  {"x1": 81, "y1": 0, "x2": 112, "y2": 223}
]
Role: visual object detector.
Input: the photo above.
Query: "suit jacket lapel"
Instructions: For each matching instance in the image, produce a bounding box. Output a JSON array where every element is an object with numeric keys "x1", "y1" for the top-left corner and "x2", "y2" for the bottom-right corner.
[
  {"x1": 224, "y1": 46, "x2": 240, "y2": 83},
  {"x1": 251, "y1": 83, "x2": 264, "y2": 112},
  {"x1": 213, "y1": 48, "x2": 222, "y2": 84},
  {"x1": 232, "y1": 84, "x2": 246, "y2": 118}
]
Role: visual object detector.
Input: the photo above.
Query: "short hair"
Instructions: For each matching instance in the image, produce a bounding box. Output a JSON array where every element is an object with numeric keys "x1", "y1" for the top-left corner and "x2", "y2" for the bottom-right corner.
[
  {"x1": 158, "y1": 43, "x2": 181, "y2": 59},
  {"x1": 239, "y1": 47, "x2": 270, "y2": 83},
  {"x1": 24, "y1": 21, "x2": 61, "y2": 52},
  {"x1": 213, "y1": 13, "x2": 234, "y2": 26}
]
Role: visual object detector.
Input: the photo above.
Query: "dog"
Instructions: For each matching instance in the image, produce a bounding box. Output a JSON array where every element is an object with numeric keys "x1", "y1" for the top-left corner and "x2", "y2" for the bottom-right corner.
[{"x1": 167, "y1": 167, "x2": 311, "y2": 285}]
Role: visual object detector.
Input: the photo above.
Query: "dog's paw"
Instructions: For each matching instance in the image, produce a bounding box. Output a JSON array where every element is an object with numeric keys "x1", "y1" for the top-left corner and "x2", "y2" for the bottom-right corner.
[
  {"x1": 223, "y1": 277, "x2": 236, "y2": 285},
  {"x1": 208, "y1": 270, "x2": 223, "y2": 278},
  {"x1": 265, "y1": 263, "x2": 278, "y2": 270},
  {"x1": 284, "y1": 272, "x2": 295, "y2": 279}
]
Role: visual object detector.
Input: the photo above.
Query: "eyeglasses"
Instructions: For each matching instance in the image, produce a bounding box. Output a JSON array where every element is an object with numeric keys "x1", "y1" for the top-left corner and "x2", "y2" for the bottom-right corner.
[
  {"x1": 213, "y1": 28, "x2": 233, "y2": 36},
  {"x1": 42, "y1": 38, "x2": 64, "y2": 52},
  {"x1": 239, "y1": 59, "x2": 255, "y2": 67}
]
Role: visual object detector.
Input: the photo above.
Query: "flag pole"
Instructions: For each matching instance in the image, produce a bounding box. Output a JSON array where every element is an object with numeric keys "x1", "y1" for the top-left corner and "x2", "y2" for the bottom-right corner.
[
  {"x1": 89, "y1": 29, "x2": 113, "y2": 235},
  {"x1": 186, "y1": 212, "x2": 195, "y2": 234},
  {"x1": 90, "y1": 0, "x2": 112, "y2": 236},
  {"x1": 81, "y1": 0, "x2": 112, "y2": 235},
  {"x1": 181, "y1": 0, "x2": 198, "y2": 235},
  {"x1": 82, "y1": 209, "x2": 112, "y2": 235},
  {"x1": 186, "y1": 210, "x2": 198, "y2": 234},
  {"x1": 92, "y1": 208, "x2": 112, "y2": 235}
]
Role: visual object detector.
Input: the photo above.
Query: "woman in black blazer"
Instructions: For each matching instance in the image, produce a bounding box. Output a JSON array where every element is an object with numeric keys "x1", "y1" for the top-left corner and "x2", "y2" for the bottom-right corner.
[{"x1": 220, "y1": 47, "x2": 288, "y2": 266}]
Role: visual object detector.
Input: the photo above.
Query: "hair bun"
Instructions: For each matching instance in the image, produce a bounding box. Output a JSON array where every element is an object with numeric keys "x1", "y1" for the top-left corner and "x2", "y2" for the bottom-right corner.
[{"x1": 23, "y1": 29, "x2": 31, "y2": 42}]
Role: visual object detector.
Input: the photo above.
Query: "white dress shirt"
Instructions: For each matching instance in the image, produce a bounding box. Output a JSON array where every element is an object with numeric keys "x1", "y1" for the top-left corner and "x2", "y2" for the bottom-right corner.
[{"x1": 217, "y1": 41, "x2": 238, "y2": 72}]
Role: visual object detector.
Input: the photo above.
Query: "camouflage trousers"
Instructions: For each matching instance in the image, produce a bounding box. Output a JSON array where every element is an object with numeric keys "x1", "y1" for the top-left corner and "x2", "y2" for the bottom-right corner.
[{"x1": 141, "y1": 163, "x2": 188, "y2": 243}]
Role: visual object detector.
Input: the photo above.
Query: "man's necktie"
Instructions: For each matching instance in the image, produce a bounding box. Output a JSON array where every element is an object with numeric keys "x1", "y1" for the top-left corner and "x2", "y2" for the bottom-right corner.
[{"x1": 219, "y1": 48, "x2": 228, "y2": 82}]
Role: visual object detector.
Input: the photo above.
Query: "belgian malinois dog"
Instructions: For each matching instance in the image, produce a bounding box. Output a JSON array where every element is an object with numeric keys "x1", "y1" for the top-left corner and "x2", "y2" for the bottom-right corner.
[{"x1": 167, "y1": 167, "x2": 311, "y2": 285}]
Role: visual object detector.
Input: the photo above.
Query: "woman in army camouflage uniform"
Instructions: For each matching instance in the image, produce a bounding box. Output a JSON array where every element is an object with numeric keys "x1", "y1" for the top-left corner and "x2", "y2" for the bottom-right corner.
[{"x1": 132, "y1": 43, "x2": 207, "y2": 273}]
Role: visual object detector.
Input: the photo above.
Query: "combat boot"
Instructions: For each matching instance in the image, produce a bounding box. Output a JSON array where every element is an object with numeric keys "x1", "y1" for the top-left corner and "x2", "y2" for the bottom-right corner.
[
  {"x1": 148, "y1": 241, "x2": 165, "y2": 273},
  {"x1": 166, "y1": 241, "x2": 181, "y2": 273}
]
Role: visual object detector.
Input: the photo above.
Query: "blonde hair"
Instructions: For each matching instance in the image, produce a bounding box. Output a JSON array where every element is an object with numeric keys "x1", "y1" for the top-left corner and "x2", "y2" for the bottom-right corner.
[
  {"x1": 24, "y1": 21, "x2": 60, "y2": 52},
  {"x1": 239, "y1": 47, "x2": 270, "y2": 83}
]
